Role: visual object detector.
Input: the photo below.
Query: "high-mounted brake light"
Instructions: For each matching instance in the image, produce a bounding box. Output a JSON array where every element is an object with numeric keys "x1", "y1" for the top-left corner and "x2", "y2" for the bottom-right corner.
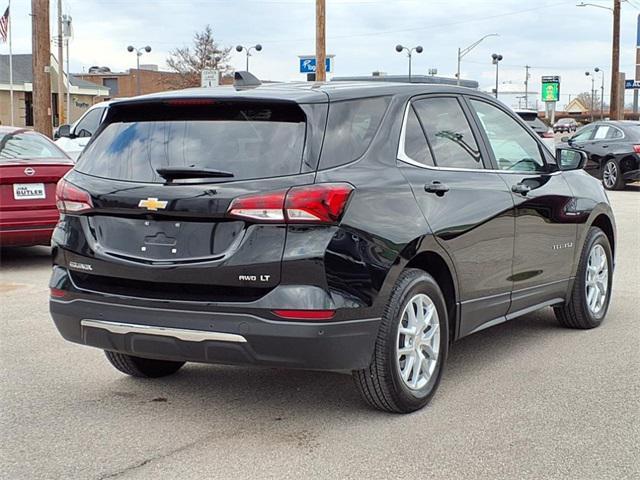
[
  {"x1": 633, "y1": 145, "x2": 640, "y2": 154},
  {"x1": 164, "y1": 99, "x2": 217, "y2": 106},
  {"x1": 227, "y1": 183, "x2": 354, "y2": 225},
  {"x1": 55, "y1": 178, "x2": 93, "y2": 213}
]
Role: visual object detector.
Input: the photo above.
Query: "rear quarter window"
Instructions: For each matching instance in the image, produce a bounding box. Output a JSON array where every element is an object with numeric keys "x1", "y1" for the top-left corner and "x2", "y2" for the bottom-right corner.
[
  {"x1": 319, "y1": 96, "x2": 390, "y2": 169},
  {"x1": 76, "y1": 101, "x2": 307, "y2": 183}
]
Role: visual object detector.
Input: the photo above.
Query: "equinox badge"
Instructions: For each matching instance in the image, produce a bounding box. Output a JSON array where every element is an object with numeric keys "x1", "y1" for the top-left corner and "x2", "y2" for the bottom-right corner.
[{"x1": 138, "y1": 198, "x2": 168, "y2": 211}]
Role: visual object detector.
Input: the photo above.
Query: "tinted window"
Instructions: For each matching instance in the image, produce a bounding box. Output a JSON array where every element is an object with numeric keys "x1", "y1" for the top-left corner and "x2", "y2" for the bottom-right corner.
[
  {"x1": 606, "y1": 127, "x2": 623, "y2": 139},
  {"x1": 471, "y1": 99, "x2": 545, "y2": 172},
  {"x1": 572, "y1": 125, "x2": 595, "y2": 141},
  {"x1": 0, "y1": 132, "x2": 66, "y2": 160},
  {"x1": 320, "y1": 96, "x2": 390, "y2": 169},
  {"x1": 402, "y1": 106, "x2": 434, "y2": 166},
  {"x1": 77, "y1": 102, "x2": 306, "y2": 183},
  {"x1": 413, "y1": 97, "x2": 482, "y2": 169},
  {"x1": 74, "y1": 107, "x2": 104, "y2": 137}
]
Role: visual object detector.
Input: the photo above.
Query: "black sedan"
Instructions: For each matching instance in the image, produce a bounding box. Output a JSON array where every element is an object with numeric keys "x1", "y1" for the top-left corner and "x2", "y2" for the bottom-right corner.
[{"x1": 563, "y1": 121, "x2": 640, "y2": 190}]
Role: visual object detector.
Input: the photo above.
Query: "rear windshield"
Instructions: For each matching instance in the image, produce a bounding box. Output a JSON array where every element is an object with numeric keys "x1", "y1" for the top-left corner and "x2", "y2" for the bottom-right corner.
[
  {"x1": 0, "y1": 131, "x2": 67, "y2": 160},
  {"x1": 76, "y1": 101, "x2": 307, "y2": 183}
]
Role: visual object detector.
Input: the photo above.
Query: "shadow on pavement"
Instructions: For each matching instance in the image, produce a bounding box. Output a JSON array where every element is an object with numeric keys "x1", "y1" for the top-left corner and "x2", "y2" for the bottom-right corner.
[{"x1": 0, "y1": 246, "x2": 52, "y2": 269}]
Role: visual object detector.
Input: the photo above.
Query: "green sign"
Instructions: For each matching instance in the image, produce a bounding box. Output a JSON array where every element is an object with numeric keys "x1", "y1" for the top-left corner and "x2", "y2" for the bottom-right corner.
[{"x1": 541, "y1": 75, "x2": 560, "y2": 102}]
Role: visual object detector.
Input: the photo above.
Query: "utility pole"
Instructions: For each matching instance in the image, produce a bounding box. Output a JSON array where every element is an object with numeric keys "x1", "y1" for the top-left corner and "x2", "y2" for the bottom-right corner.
[
  {"x1": 315, "y1": 0, "x2": 326, "y2": 82},
  {"x1": 56, "y1": 0, "x2": 64, "y2": 126},
  {"x1": 634, "y1": 14, "x2": 639, "y2": 114},
  {"x1": 524, "y1": 65, "x2": 530, "y2": 109},
  {"x1": 31, "y1": 0, "x2": 52, "y2": 137},
  {"x1": 609, "y1": 0, "x2": 621, "y2": 119}
]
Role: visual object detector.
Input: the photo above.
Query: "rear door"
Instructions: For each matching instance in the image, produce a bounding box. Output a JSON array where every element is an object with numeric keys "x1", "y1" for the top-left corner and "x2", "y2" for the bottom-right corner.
[
  {"x1": 61, "y1": 99, "x2": 326, "y2": 298},
  {"x1": 398, "y1": 95, "x2": 515, "y2": 336},
  {"x1": 466, "y1": 96, "x2": 577, "y2": 314}
]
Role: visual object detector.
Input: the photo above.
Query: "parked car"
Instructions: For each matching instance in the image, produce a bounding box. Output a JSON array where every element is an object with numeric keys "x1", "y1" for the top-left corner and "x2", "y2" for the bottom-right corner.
[
  {"x1": 513, "y1": 109, "x2": 555, "y2": 151},
  {"x1": 50, "y1": 83, "x2": 616, "y2": 413},
  {"x1": 0, "y1": 127, "x2": 73, "y2": 247},
  {"x1": 54, "y1": 100, "x2": 114, "y2": 160},
  {"x1": 553, "y1": 117, "x2": 578, "y2": 133},
  {"x1": 561, "y1": 120, "x2": 640, "y2": 190}
]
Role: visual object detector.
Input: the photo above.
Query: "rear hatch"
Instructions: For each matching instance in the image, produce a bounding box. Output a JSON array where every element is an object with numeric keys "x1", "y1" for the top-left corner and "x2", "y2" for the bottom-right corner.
[{"x1": 59, "y1": 97, "x2": 326, "y2": 300}]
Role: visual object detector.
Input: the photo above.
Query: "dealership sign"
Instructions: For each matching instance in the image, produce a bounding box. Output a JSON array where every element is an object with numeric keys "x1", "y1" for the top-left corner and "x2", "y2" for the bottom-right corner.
[
  {"x1": 625, "y1": 79, "x2": 640, "y2": 89},
  {"x1": 541, "y1": 75, "x2": 560, "y2": 102},
  {"x1": 299, "y1": 55, "x2": 334, "y2": 74}
]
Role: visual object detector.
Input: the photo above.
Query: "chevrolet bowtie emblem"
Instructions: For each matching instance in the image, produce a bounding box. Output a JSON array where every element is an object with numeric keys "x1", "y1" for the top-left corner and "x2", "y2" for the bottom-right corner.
[{"x1": 138, "y1": 198, "x2": 168, "y2": 211}]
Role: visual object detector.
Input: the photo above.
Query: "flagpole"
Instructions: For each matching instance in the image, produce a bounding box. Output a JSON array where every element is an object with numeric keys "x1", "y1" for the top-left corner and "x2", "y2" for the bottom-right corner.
[{"x1": 8, "y1": 0, "x2": 14, "y2": 125}]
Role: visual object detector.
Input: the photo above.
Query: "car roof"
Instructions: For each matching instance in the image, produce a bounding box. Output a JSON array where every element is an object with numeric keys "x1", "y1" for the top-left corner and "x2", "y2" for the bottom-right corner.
[{"x1": 109, "y1": 81, "x2": 491, "y2": 106}]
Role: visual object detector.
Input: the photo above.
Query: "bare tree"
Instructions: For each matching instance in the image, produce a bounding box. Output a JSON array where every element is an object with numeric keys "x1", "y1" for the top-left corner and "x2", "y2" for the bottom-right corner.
[
  {"x1": 166, "y1": 25, "x2": 231, "y2": 89},
  {"x1": 576, "y1": 91, "x2": 601, "y2": 113}
]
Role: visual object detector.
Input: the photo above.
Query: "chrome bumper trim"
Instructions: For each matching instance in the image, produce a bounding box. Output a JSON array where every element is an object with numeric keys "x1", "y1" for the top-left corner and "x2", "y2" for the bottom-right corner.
[{"x1": 80, "y1": 319, "x2": 247, "y2": 343}]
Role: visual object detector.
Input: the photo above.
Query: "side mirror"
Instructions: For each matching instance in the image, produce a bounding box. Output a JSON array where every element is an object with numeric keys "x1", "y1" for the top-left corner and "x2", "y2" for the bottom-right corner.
[
  {"x1": 556, "y1": 148, "x2": 587, "y2": 171},
  {"x1": 55, "y1": 124, "x2": 72, "y2": 139}
]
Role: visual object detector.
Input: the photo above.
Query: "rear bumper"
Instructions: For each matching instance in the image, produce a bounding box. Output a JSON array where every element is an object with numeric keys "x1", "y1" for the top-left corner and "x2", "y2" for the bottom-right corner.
[
  {"x1": 0, "y1": 208, "x2": 58, "y2": 246},
  {"x1": 50, "y1": 296, "x2": 380, "y2": 371}
]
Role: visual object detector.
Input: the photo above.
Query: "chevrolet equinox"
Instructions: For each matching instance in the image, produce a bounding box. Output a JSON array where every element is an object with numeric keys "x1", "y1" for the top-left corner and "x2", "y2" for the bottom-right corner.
[{"x1": 50, "y1": 81, "x2": 616, "y2": 413}]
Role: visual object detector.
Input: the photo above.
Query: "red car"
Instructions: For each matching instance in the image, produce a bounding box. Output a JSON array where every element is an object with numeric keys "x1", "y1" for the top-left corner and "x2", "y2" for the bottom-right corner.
[{"x1": 0, "y1": 127, "x2": 73, "y2": 247}]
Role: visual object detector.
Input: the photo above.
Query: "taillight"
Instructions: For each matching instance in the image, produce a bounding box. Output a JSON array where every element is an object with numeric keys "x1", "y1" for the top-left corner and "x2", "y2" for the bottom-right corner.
[
  {"x1": 55, "y1": 178, "x2": 93, "y2": 213},
  {"x1": 228, "y1": 183, "x2": 354, "y2": 225},
  {"x1": 633, "y1": 145, "x2": 640, "y2": 154}
]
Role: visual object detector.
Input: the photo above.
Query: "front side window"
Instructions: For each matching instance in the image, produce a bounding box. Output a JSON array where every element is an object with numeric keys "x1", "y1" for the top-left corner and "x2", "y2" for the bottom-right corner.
[
  {"x1": 74, "y1": 107, "x2": 105, "y2": 137},
  {"x1": 470, "y1": 99, "x2": 545, "y2": 172},
  {"x1": 412, "y1": 97, "x2": 482, "y2": 169},
  {"x1": 572, "y1": 125, "x2": 595, "y2": 141}
]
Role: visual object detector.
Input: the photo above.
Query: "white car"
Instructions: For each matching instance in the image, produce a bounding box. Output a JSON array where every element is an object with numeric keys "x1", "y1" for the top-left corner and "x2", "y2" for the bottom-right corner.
[
  {"x1": 513, "y1": 109, "x2": 556, "y2": 153},
  {"x1": 54, "y1": 101, "x2": 114, "y2": 160}
]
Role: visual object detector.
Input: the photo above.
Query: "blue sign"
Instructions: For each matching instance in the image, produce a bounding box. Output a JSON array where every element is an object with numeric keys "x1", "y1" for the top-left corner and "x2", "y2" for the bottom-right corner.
[
  {"x1": 299, "y1": 57, "x2": 332, "y2": 74},
  {"x1": 625, "y1": 79, "x2": 640, "y2": 89}
]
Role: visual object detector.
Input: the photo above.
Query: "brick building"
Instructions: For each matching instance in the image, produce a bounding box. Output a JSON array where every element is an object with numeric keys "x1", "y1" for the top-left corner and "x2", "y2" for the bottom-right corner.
[{"x1": 75, "y1": 65, "x2": 184, "y2": 99}]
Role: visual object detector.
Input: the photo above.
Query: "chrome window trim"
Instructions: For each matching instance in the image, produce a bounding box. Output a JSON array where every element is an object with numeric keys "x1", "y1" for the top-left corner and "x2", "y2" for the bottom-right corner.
[
  {"x1": 397, "y1": 100, "x2": 561, "y2": 176},
  {"x1": 81, "y1": 319, "x2": 248, "y2": 343}
]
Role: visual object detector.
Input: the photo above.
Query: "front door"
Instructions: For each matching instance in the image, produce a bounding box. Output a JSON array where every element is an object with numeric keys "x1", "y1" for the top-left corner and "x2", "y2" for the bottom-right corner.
[
  {"x1": 397, "y1": 96, "x2": 515, "y2": 337},
  {"x1": 465, "y1": 97, "x2": 578, "y2": 314}
]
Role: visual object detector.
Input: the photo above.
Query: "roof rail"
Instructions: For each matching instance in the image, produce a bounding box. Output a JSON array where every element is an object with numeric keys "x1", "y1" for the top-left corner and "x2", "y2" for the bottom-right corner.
[{"x1": 234, "y1": 71, "x2": 262, "y2": 89}]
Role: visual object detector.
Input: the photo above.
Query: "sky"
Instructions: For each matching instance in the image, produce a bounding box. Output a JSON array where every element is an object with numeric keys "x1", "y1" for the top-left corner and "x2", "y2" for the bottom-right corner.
[{"x1": 2, "y1": 0, "x2": 639, "y2": 108}]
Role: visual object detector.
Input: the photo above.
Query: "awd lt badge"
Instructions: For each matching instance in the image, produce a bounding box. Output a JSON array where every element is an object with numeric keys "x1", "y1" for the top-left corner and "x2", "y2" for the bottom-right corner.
[{"x1": 138, "y1": 198, "x2": 168, "y2": 211}]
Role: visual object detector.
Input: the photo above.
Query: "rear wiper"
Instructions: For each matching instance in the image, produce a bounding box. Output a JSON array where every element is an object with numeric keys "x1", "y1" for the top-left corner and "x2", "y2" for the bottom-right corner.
[{"x1": 156, "y1": 167, "x2": 234, "y2": 181}]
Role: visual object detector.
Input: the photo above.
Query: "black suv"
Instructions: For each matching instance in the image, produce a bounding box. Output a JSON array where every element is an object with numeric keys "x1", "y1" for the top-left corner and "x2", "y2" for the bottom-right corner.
[{"x1": 50, "y1": 82, "x2": 616, "y2": 413}]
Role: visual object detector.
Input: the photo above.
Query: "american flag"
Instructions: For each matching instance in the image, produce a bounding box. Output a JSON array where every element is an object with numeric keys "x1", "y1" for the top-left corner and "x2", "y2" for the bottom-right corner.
[{"x1": 0, "y1": 6, "x2": 9, "y2": 43}]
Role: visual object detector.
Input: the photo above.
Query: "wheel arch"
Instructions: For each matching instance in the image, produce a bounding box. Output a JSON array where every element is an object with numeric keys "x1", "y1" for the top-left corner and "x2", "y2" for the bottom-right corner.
[{"x1": 591, "y1": 213, "x2": 615, "y2": 259}]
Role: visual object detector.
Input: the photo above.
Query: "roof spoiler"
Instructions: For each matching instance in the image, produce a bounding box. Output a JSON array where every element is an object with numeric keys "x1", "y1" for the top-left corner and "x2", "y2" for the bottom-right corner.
[{"x1": 234, "y1": 71, "x2": 262, "y2": 89}]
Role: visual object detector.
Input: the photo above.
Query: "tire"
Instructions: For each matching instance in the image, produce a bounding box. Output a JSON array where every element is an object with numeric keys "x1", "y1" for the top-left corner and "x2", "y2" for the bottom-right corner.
[
  {"x1": 104, "y1": 351, "x2": 185, "y2": 378},
  {"x1": 554, "y1": 227, "x2": 613, "y2": 329},
  {"x1": 602, "y1": 159, "x2": 624, "y2": 190},
  {"x1": 352, "y1": 269, "x2": 449, "y2": 413}
]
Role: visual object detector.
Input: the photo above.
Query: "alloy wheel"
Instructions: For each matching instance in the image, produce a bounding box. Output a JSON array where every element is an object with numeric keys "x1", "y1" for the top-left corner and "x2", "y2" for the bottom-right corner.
[
  {"x1": 396, "y1": 293, "x2": 440, "y2": 390},
  {"x1": 585, "y1": 243, "x2": 608, "y2": 316},
  {"x1": 603, "y1": 162, "x2": 617, "y2": 189}
]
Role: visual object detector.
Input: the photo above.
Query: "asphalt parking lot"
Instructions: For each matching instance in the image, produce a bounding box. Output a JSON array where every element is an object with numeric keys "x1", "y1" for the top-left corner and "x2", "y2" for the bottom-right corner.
[{"x1": 0, "y1": 187, "x2": 638, "y2": 480}]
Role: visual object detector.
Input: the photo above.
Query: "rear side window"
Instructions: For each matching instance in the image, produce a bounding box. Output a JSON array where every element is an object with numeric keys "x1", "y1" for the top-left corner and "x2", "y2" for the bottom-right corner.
[
  {"x1": 319, "y1": 96, "x2": 390, "y2": 169},
  {"x1": 76, "y1": 102, "x2": 306, "y2": 183},
  {"x1": 412, "y1": 97, "x2": 482, "y2": 170},
  {"x1": 401, "y1": 106, "x2": 434, "y2": 166}
]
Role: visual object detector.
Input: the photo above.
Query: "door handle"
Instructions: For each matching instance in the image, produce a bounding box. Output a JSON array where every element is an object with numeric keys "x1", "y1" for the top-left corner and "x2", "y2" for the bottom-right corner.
[
  {"x1": 511, "y1": 183, "x2": 531, "y2": 195},
  {"x1": 424, "y1": 181, "x2": 450, "y2": 196},
  {"x1": 601, "y1": 144, "x2": 609, "y2": 148}
]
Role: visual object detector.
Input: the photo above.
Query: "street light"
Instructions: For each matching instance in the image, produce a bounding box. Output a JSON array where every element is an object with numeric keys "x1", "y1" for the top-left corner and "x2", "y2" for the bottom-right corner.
[
  {"x1": 585, "y1": 70, "x2": 596, "y2": 121},
  {"x1": 235, "y1": 44, "x2": 262, "y2": 72},
  {"x1": 491, "y1": 53, "x2": 503, "y2": 99},
  {"x1": 395, "y1": 44, "x2": 423, "y2": 82},
  {"x1": 457, "y1": 34, "x2": 499, "y2": 86},
  {"x1": 594, "y1": 67, "x2": 605, "y2": 119},
  {"x1": 576, "y1": 2, "x2": 613, "y2": 12},
  {"x1": 127, "y1": 45, "x2": 152, "y2": 95}
]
